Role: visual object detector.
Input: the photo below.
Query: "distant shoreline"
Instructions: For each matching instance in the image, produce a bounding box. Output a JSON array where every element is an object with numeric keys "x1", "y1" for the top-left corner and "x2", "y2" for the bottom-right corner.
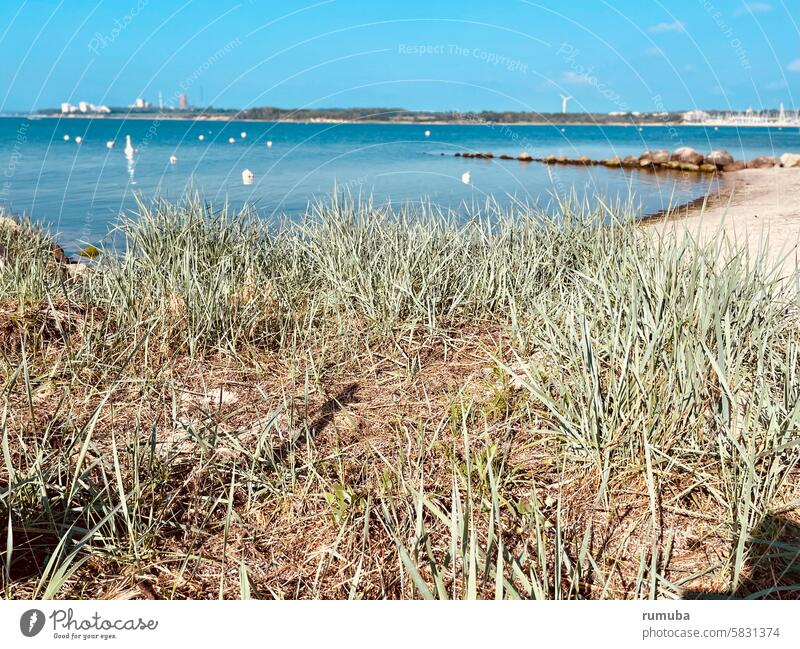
[
  {"x1": 6, "y1": 114, "x2": 798, "y2": 128},
  {"x1": 7, "y1": 113, "x2": 669, "y2": 127}
]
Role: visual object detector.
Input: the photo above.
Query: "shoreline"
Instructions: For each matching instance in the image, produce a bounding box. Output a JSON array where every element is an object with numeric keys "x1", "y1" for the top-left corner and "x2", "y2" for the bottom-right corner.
[
  {"x1": 5, "y1": 114, "x2": 674, "y2": 126},
  {"x1": 640, "y1": 171, "x2": 733, "y2": 224},
  {"x1": 7, "y1": 113, "x2": 799, "y2": 128}
]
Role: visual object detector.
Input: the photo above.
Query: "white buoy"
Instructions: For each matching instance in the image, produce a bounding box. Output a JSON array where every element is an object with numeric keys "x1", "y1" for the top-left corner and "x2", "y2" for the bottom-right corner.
[
  {"x1": 424, "y1": 130, "x2": 431, "y2": 137},
  {"x1": 266, "y1": 140, "x2": 273, "y2": 148},
  {"x1": 198, "y1": 134, "x2": 205, "y2": 141},
  {"x1": 560, "y1": 128, "x2": 565, "y2": 133},
  {"x1": 106, "y1": 140, "x2": 115, "y2": 149},
  {"x1": 75, "y1": 136, "x2": 83, "y2": 144},
  {"x1": 240, "y1": 131, "x2": 247, "y2": 139},
  {"x1": 169, "y1": 155, "x2": 178, "y2": 165},
  {"x1": 461, "y1": 171, "x2": 471, "y2": 185},
  {"x1": 124, "y1": 135, "x2": 134, "y2": 157},
  {"x1": 228, "y1": 137, "x2": 236, "y2": 144},
  {"x1": 63, "y1": 134, "x2": 70, "y2": 141},
  {"x1": 638, "y1": 127, "x2": 643, "y2": 132},
  {"x1": 242, "y1": 168, "x2": 254, "y2": 185}
]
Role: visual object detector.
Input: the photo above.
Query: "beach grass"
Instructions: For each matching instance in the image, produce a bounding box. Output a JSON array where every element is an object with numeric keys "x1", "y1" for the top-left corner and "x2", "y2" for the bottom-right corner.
[{"x1": 1, "y1": 194, "x2": 799, "y2": 599}]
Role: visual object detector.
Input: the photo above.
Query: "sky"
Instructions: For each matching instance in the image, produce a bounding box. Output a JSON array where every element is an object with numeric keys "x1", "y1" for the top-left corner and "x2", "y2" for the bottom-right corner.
[{"x1": 0, "y1": 0, "x2": 798, "y2": 114}]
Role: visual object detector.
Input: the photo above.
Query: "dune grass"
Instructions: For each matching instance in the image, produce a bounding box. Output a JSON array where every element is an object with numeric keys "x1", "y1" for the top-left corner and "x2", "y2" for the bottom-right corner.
[{"x1": 1, "y1": 193, "x2": 799, "y2": 599}]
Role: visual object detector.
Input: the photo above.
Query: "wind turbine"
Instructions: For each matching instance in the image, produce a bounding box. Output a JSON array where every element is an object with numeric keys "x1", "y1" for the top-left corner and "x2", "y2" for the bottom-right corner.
[{"x1": 561, "y1": 95, "x2": 573, "y2": 114}]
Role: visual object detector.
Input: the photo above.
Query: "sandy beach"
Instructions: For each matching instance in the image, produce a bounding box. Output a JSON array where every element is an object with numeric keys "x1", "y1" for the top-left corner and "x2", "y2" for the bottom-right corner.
[{"x1": 653, "y1": 168, "x2": 800, "y2": 275}]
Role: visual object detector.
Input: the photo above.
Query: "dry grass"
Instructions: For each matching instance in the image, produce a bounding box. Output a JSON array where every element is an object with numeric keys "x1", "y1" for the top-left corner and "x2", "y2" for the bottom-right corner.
[{"x1": 1, "y1": 194, "x2": 799, "y2": 600}]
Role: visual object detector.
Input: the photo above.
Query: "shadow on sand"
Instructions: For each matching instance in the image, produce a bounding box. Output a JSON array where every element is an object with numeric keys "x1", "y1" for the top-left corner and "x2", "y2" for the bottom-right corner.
[{"x1": 682, "y1": 513, "x2": 800, "y2": 599}]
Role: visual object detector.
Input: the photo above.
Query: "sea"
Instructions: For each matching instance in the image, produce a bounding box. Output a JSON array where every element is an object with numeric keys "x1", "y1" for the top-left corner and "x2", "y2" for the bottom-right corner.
[{"x1": 1, "y1": 116, "x2": 799, "y2": 253}]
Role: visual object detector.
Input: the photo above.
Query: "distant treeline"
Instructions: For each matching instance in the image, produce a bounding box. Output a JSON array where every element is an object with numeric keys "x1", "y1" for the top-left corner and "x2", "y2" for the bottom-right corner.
[
  {"x1": 238, "y1": 106, "x2": 687, "y2": 124},
  {"x1": 35, "y1": 104, "x2": 690, "y2": 124}
]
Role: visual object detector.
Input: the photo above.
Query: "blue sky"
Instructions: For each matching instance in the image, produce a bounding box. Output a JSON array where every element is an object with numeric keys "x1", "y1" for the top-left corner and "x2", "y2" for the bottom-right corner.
[{"x1": 0, "y1": 0, "x2": 798, "y2": 113}]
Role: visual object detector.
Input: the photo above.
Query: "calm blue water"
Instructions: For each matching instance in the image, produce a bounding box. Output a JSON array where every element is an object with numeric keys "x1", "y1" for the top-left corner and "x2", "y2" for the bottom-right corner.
[{"x1": 1, "y1": 116, "x2": 799, "y2": 253}]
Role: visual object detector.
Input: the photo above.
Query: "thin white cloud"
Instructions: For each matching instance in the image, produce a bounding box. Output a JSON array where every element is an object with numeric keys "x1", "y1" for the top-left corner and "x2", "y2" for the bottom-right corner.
[
  {"x1": 734, "y1": 2, "x2": 772, "y2": 16},
  {"x1": 789, "y1": 59, "x2": 800, "y2": 72},
  {"x1": 644, "y1": 47, "x2": 664, "y2": 57},
  {"x1": 767, "y1": 79, "x2": 788, "y2": 89},
  {"x1": 649, "y1": 21, "x2": 685, "y2": 33}
]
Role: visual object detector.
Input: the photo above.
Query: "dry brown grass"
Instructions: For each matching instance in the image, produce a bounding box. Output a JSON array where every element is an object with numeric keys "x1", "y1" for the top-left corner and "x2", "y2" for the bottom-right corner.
[
  {"x1": 2, "y1": 197, "x2": 799, "y2": 600},
  {"x1": 3, "y1": 311, "x2": 797, "y2": 599}
]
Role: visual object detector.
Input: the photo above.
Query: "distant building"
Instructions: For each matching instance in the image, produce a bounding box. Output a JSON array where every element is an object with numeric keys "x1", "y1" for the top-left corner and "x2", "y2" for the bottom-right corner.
[
  {"x1": 682, "y1": 109, "x2": 710, "y2": 123},
  {"x1": 58, "y1": 100, "x2": 109, "y2": 114},
  {"x1": 178, "y1": 94, "x2": 188, "y2": 110},
  {"x1": 133, "y1": 97, "x2": 150, "y2": 109}
]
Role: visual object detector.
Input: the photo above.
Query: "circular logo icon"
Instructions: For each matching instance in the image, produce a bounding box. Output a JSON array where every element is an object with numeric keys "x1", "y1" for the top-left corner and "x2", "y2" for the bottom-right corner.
[{"x1": 20, "y1": 609, "x2": 46, "y2": 637}]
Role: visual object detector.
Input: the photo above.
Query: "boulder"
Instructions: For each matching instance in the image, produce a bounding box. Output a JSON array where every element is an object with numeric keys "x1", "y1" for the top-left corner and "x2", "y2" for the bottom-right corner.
[
  {"x1": 662, "y1": 161, "x2": 681, "y2": 170},
  {"x1": 699, "y1": 163, "x2": 718, "y2": 173},
  {"x1": 578, "y1": 155, "x2": 592, "y2": 164},
  {"x1": 641, "y1": 149, "x2": 670, "y2": 164},
  {"x1": 679, "y1": 163, "x2": 700, "y2": 172},
  {"x1": 66, "y1": 262, "x2": 90, "y2": 279},
  {"x1": 672, "y1": 147, "x2": 704, "y2": 165},
  {"x1": 604, "y1": 156, "x2": 622, "y2": 167},
  {"x1": 78, "y1": 244, "x2": 100, "y2": 259},
  {"x1": 0, "y1": 213, "x2": 18, "y2": 230},
  {"x1": 478, "y1": 152, "x2": 494, "y2": 158},
  {"x1": 51, "y1": 244, "x2": 72, "y2": 264},
  {"x1": 652, "y1": 150, "x2": 671, "y2": 164},
  {"x1": 722, "y1": 160, "x2": 746, "y2": 172},
  {"x1": 705, "y1": 150, "x2": 734, "y2": 168},
  {"x1": 747, "y1": 156, "x2": 778, "y2": 169},
  {"x1": 544, "y1": 154, "x2": 556, "y2": 163},
  {"x1": 639, "y1": 158, "x2": 654, "y2": 168},
  {"x1": 780, "y1": 153, "x2": 800, "y2": 168},
  {"x1": 517, "y1": 152, "x2": 533, "y2": 161}
]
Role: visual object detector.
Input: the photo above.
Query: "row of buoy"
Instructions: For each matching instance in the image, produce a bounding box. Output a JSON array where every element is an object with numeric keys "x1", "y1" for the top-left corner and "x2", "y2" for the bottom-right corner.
[
  {"x1": 65, "y1": 133, "x2": 276, "y2": 168},
  {"x1": 66, "y1": 127, "x2": 433, "y2": 148},
  {"x1": 232, "y1": 166, "x2": 464, "y2": 187},
  {"x1": 63, "y1": 128, "x2": 434, "y2": 174},
  {"x1": 224, "y1": 136, "x2": 273, "y2": 147},
  {"x1": 72, "y1": 134, "x2": 270, "y2": 146}
]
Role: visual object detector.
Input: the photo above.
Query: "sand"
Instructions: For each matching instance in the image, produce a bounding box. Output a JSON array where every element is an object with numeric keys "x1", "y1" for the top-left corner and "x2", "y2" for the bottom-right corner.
[{"x1": 651, "y1": 168, "x2": 800, "y2": 276}]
